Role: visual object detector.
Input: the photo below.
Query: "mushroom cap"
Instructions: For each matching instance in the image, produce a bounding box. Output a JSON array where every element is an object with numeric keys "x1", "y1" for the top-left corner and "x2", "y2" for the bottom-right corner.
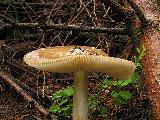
[{"x1": 24, "y1": 46, "x2": 136, "y2": 80}]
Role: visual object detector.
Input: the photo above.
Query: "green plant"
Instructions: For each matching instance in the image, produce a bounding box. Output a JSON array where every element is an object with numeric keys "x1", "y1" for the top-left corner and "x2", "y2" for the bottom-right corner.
[
  {"x1": 111, "y1": 90, "x2": 132, "y2": 105},
  {"x1": 49, "y1": 86, "x2": 74, "y2": 118},
  {"x1": 88, "y1": 94, "x2": 108, "y2": 119},
  {"x1": 47, "y1": 44, "x2": 144, "y2": 117},
  {"x1": 99, "y1": 45, "x2": 146, "y2": 106},
  {"x1": 133, "y1": 44, "x2": 146, "y2": 68},
  {"x1": 88, "y1": 94, "x2": 99, "y2": 110},
  {"x1": 49, "y1": 87, "x2": 109, "y2": 119},
  {"x1": 100, "y1": 75, "x2": 136, "y2": 106},
  {"x1": 101, "y1": 72, "x2": 138, "y2": 88}
]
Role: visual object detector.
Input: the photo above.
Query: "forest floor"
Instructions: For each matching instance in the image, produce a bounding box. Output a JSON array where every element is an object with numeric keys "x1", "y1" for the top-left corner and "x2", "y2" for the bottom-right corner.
[{"x1": 0, "y1": 0, "x2": 159, "y2": 120}]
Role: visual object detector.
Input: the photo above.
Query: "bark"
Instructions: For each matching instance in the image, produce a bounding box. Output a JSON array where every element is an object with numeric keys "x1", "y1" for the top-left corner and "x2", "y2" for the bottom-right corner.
[
  {"x1": 141, "y1": 26, "x2": 160, "y2": 120},
  {"x1": 133, "y1": 0, "x2": 160, "y2": 119}
]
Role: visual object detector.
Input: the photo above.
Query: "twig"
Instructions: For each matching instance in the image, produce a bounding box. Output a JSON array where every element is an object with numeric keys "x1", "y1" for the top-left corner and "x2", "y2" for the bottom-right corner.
[
  {"x1": 103, "y1": 5, "x2": 115, "y2": 22},
  {"x1": 5, "y1": 60, "x2": 36, "y2": 76},
  {"x1": 93, "y1": 0, "x2": 97, "y2": 19},
  {"x1": 0, "y1": 14, "x2": 16, "y2": 25},
  {"x1": 18, "y1": 0, "x2": 37, "y2": 17},
  {"x1": 103, "y1": 0, "x2": 131, "y2": 16},
  {"x1": 0, "y1": 0, "x2": 14, "y2": 21},
  {"x1": 46, "y1": 0, "x2": 60, "y2": 23},
  {"x1": 79, "y1": 0, "x2": 97, "y2": 26},
  {"x1": 102, "y1": 0, "x2": 139, "y2": 59},
  {"x1": 69, "y1": 0, "x2": 92, "y2": 24},
  {"x1": 0, "y1": 2, "x2": 53, "y2": 8},
  {"x1": 18, "y1": 0, "x2": 33, "y2": 22},
  {"x1": 1, "y1": 22, "x2": 126, "y2": 34},
  {"x1": 100, "y1": 0, "x2": 136, "y2": 35},
  {"x1": 18, "y1": 0, "x2": 46, "y2": 25},
  {"x1": 103, "y1": 1, "x2": 137, "y2": 38},
  {"x1": 0, "y1": 34, "x2": 39, "y2": 42},
  {"x1": 2, "y1": 41, "x2": 36, "y2": 58},
  {"x1": 0, "y1": 71, "x2": 51, "y2": 118},
  {"x1": 3, "y1": 61, "x2": 51, "y2": 106}
]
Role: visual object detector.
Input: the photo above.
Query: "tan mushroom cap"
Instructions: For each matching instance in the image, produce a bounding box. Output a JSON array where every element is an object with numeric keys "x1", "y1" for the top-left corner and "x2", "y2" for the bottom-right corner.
[{"x1": 24, "y1": 46, "x2": 136, "y2": 80}]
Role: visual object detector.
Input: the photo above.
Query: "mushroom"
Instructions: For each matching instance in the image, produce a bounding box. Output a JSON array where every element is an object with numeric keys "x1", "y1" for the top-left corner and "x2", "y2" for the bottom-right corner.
[{"x1": 24, "y1": 46, "x2": 136, "y2": 120}]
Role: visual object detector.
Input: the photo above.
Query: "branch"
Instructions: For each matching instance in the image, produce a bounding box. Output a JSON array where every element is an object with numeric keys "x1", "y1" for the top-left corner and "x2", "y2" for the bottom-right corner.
[
  {"x1": 2, "y1": 61, "x2": 51, "y2": 106},
  {"x1": 102, "y1": 1, "x2": 138, "y2": 41},
  {"x1": 0, "y1": 2, "x2": 53, "y2": 8},
  {"x1": 100, "y1": 0, "x2": 137, "y2": 41},
  {"x1": 0, "y1": 71, "x2": 53, "y2": 118},
  {"x1": 102, "y1": 0, "x2": 131, "y2": 16},
  {"x1": 1, "y1": 22, "x2": 126, "y2": 34},
  {"x1": 126, "y1": 0, "x2": 148, "y2": 28}
]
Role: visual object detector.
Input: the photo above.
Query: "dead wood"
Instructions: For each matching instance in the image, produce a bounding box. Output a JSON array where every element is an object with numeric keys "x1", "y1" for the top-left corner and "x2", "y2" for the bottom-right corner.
[
  {"x1": 133, "y1": 0, "x2": 160, "y2": 119},
  {"x1": 0, "y1": 22, "x2": 126, "y2": 34},
  {"x1": 5, "y1": 60, "x2": 35, "y2": 75},
  {"x1": 2, "y1": 41, "x2": 37, "y2": 58},
  {"x1": 101, "y1": 0, "x2": 138, "y2": 45},
  {"x1": 126, "y1": 0, "x2": 148, "y2": 28},
  {"x1": 101, "y1": 0, "x2": 131, "y2": 16},
  {"x1": 0, "y1": 2, "x2": 54, "y2": 8},
  {"x1": 0, "y1": 14, "x2": 17, "y2": 25},
  {"x1": 0, "y1": 71, "x2": 52, "y2": 118},
  {"x1": 1, "y1": 59, "x2": 52, "y2": 107},
  {"x1": 141, "y1": 27, "x2": 160, "y2": 120}
]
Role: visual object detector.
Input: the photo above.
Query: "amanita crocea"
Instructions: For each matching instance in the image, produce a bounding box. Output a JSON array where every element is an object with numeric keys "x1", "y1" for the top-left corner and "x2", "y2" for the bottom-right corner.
[{"x1": 24, "y1": 46, "x2": 136, "y2": 120}]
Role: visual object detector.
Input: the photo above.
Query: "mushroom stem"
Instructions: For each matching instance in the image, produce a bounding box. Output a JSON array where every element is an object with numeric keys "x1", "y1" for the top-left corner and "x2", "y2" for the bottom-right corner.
[{"x1": 73, "y1": 71, "x2": 88, "y2": 120}]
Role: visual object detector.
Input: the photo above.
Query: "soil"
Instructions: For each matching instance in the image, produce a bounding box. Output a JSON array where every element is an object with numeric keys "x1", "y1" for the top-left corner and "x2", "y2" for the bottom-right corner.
[{"x1": 0, "y1": 87, "x2": 42, "y2": 120}]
